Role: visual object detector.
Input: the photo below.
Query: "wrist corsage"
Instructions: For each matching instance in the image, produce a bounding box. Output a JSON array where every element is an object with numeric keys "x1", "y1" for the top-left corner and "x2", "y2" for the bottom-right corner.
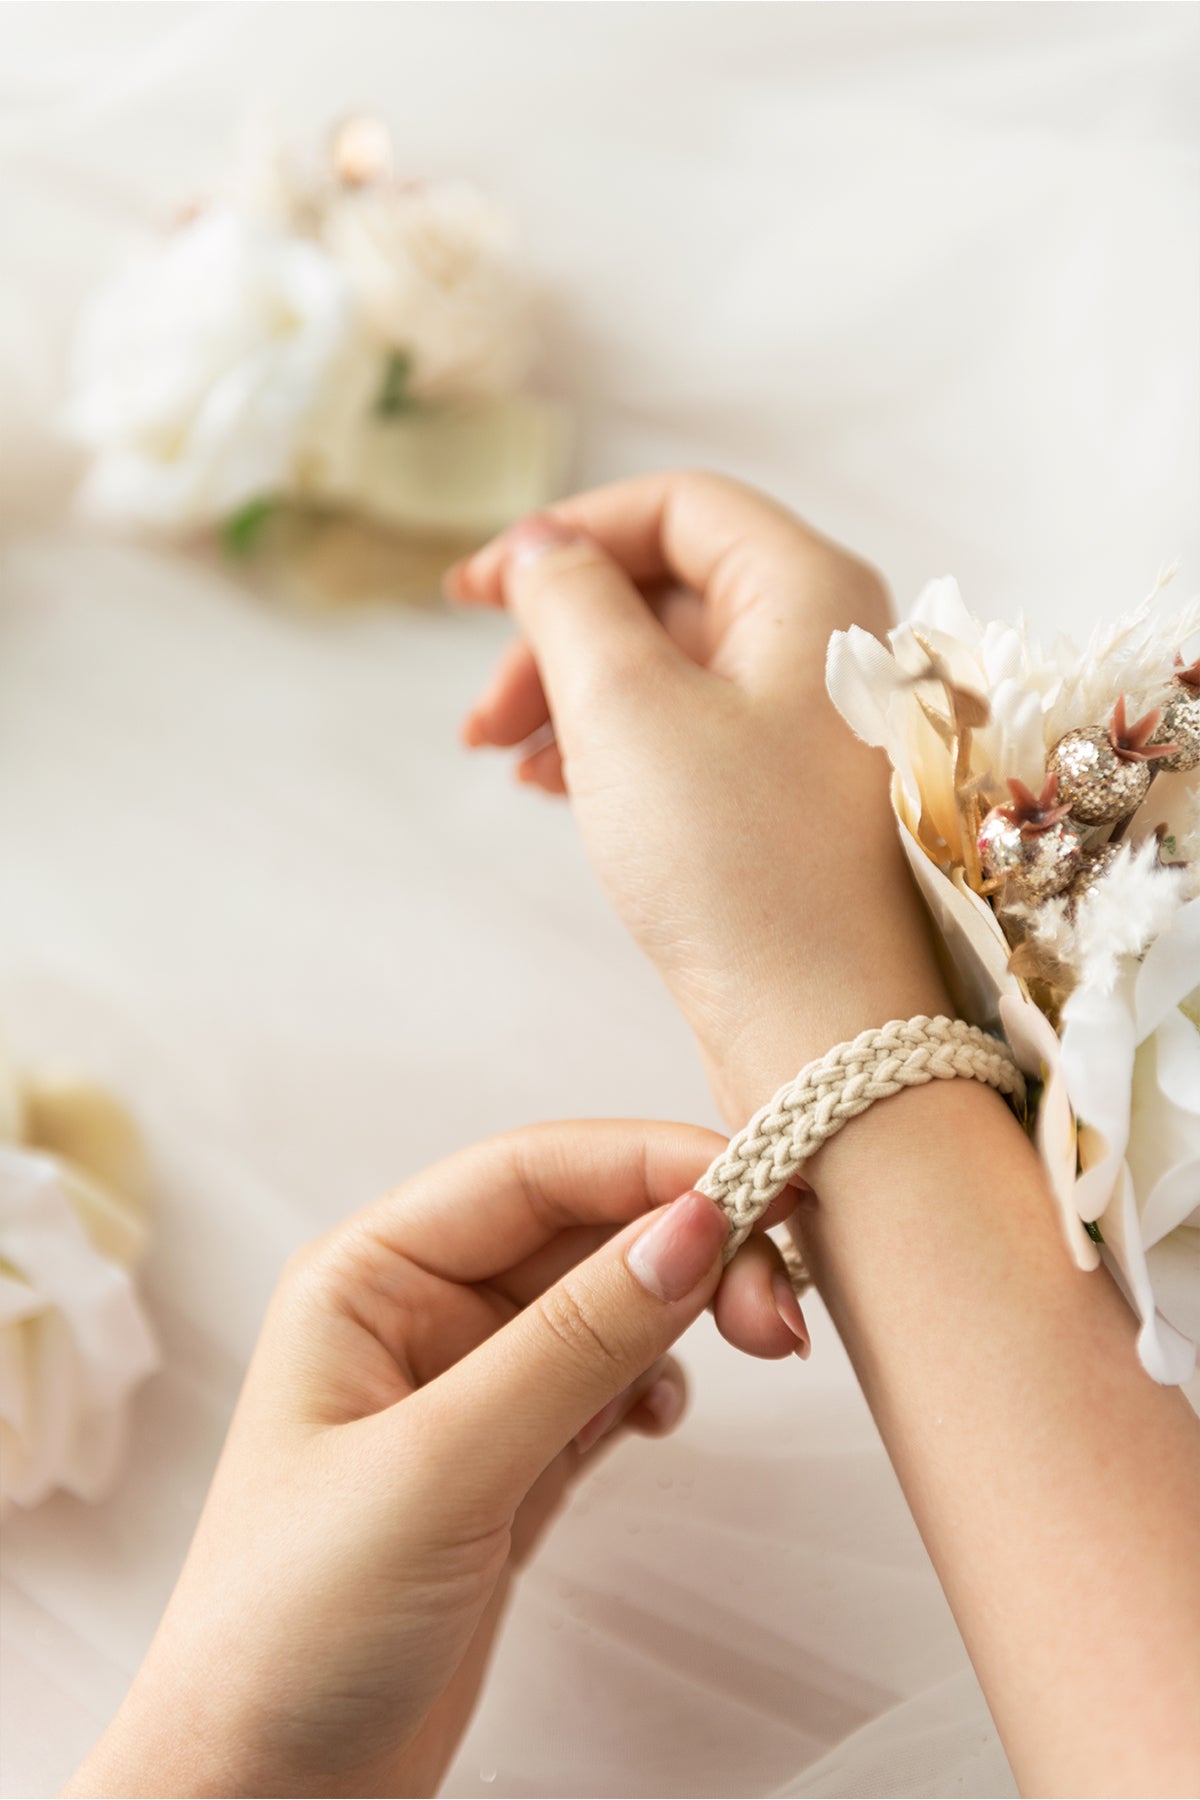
[{"x1": 828, "y1": 579, "x2": 1200, "y2": 1384}]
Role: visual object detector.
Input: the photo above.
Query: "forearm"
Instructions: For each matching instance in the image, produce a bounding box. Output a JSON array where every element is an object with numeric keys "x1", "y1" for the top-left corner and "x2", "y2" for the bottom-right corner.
[{"x1": 729, "y1": 1022, "x2": 1200, "y2": 1795}]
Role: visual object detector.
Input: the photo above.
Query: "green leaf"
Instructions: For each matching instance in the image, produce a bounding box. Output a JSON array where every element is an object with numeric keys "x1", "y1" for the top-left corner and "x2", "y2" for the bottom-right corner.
[
  {"x1": 222, "y1": 496, "x2": 279, "y2": 558},
  {"x1": 1084, "y1": 1219, "x2": 1105, "y2": 1245},
  {"x1": 377, "y1": 349, "x2": 417, "y2": 417}
]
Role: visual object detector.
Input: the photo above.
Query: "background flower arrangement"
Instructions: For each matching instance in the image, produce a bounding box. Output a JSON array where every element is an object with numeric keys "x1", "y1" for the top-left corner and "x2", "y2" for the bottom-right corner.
[
  {"x1": 0, "y1": 1051, "x2": 158, "y2": 1510},
  {"x1": 63, "y1": 117, "x2": 568, "y2": 584},
  {"x1": 828, "y1": 582, "x2": 1200, "y2": 1384}
]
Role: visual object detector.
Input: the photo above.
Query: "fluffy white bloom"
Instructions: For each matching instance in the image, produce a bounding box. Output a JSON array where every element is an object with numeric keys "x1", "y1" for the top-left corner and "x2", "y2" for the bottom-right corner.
[
  {"x1": 827, "y1": 577, "x2": 1199, "y2": 867},
  {"x1": 0, "y1": 1068, "x2": 158, "y2": 1508},
  {"x1": 324, "y1": 179, "x2": 536, "y2": 401},
  {"x1": 1044, "y1": 580, "x2": 1200, "y2": 745},
  {"x1": 1015, "y1": 837, "x2": 1200, "y2": 996},
  {"x1": 64, "y1": 210, "x2": 358, "y2": 531}
]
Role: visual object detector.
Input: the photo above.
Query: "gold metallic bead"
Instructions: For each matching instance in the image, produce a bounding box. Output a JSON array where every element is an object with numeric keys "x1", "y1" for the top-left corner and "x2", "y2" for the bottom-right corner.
[
  {"x1": 1046, "y1": 728, "x2": 1152, "y2": 826},
  {"x1": 1149, "y1": 690, "x2": 1200, "y2": 772},
  {"x1": 978, "y1": 809, "x2": 1084, "y2": 900}
]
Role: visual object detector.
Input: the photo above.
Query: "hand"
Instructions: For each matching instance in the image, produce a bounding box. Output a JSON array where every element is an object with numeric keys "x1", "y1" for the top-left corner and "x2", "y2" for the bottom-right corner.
[
  {"x1": 451, "y1": 471, "x2": 949, "y2": 1121},
  {"x1": 68, "y1": 1120, "x2": 808, "y2": 1800}
]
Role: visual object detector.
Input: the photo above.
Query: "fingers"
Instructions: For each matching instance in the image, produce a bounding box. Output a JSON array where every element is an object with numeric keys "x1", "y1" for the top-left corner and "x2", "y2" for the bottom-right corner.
[
  {"x1": 507, "y1": 1356, "x2": 686, "y2": 1568},
  {"x1": 713, "y1": 1232, "x2": 811, "y2": 1360},
  {"x1": 448, "y1": 471, "x2": 802, "y2": 606},
  {"x1": 492, "y1": 515, "x2": 684, "y2": 721},
  {"x1": 516, "y1": 737, "x2": 566, "y2": 795},
  {"x1": 401, "y1": 1190, "x2": 728, "y2": 1521},
  {"x1": 462, "y1": 637, "x2": 549, "y2": 750},
  {"x1": 573, "y1": 1354, "x2": 685, "y2": 1455},
  {"x1": 449, "y1": 473, "x2": 891, "y2": 697},
  {"x1": 348, "y1": 1119, "x2": 727, "y2": 1288}
]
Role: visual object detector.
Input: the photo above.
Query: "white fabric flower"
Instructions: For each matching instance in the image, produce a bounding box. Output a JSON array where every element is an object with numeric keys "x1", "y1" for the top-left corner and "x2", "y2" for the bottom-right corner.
[
  {"x1": 324, "y1": 179, "x2": 536, "y2": 401},
  {"x1": 1059, "y1": 898, "x2": 1200, "y2": 1384},
  {"x1": 0, "y1": 1068, "x2": 159, "y2": 1508},
  {"x1": 64, "y1": 210, "x2": 357, "y2": 531}
]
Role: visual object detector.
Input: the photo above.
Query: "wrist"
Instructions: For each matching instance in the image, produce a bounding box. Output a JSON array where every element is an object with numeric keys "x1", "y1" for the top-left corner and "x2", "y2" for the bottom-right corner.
[
  {"x1": 705, "y1": 951, "x2": 952, "y2": 1128},
  {"x1": 66, "y1": 1656, "x2": 260, "y2": 1799}
]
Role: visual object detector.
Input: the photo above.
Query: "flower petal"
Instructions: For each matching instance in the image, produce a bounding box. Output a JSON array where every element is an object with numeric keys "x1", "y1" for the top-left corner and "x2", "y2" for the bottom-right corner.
[
  {"x1": 1061, "y1": 974, "x2": 1136, "y2": 1222},
  {"x1": 1135, "y1": 896, "x2": 1200, "y2": 1041},
  {"x1": 1099, "y1": 1165, "x2": 1197, "y2": 1385},
  {"x1": 825, "y1": 625, "x2": 905, "y2": 751},
  {"x1": 898, "y1": 821, "x2": 1016, "y2": 1027},
  {"x1": 999, "y1": 993, "x2": 1097, "y2": 1271}
]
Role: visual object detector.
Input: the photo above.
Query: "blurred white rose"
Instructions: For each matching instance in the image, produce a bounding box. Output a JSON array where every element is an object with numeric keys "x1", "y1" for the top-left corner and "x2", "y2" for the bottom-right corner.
[
  {"x1": 64, "y1": 210, "x2": 358, "y2": 531},
  {"x1": 325, "y1": 179, "x2": 537, "y2": 401},
  {"x1": 0, "y1": 1065, "x2": 159, "y2": 1509}
]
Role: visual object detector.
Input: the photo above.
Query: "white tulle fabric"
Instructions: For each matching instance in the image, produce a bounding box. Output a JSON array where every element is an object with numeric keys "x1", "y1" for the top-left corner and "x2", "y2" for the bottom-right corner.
[{"x1": 0, "y1": 7, "x2": 1196, "y2": 1797}]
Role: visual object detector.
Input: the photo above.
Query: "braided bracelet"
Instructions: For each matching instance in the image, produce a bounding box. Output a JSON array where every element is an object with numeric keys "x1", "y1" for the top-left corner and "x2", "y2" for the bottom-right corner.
[{"x1": 697, "y1": 1015, "x2": 1025, "y2": 1271}]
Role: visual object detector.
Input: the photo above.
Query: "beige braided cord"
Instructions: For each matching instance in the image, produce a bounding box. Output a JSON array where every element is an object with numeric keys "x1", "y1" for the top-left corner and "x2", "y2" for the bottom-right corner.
[{"x1": 698, "y1": 1015, "x2": 1025, "y2": 1268}]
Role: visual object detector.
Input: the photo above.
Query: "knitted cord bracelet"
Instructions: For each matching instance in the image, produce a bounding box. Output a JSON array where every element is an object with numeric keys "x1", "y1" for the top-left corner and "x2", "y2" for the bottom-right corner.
[{"x1": 697, "y1": 1015, "x2": 1025, "y2": 1269}]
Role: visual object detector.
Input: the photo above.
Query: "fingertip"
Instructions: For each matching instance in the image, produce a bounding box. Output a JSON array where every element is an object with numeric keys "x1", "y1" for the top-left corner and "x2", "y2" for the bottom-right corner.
[
  {"x1": 445, "y1": 547, "x2": 507, "y2": 607},
  {"x1": 629, "y1": 1372, "x2": 687, "y2": 1437},
  {"x1": 516, "y1": 742, "x2": 568, "y2": 795},
  {"x1": 771, "y1": 1270, "x2": 811, "y2": 1360},
  {"x1": 712, "y1": 1239, "x2": 804, "y2": 1360},
  {"x1": 461, "y1": 710, "x2": 487, "y2": 747}
]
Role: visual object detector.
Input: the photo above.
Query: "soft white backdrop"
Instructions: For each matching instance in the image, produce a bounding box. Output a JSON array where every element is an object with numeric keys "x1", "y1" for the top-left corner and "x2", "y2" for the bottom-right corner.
[{"x1": 1, "y1": 5, "x2": 1197, "y2": 1796}]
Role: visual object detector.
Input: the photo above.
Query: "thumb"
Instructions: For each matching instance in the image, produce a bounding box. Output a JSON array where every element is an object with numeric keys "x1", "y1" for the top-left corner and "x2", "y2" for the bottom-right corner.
[
  {"x1": 500, "y1": 514, "x2": 681, "y2": 716},
  {"x1": 401, "y1": 1191, "x2": 728, "y2": 1527}
]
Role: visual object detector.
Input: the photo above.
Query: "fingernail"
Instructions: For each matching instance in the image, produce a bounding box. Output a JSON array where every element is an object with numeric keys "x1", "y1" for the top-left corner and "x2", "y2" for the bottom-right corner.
[
  {"x1": 772, "y1": 1270, "x2": 811, "y2": 1359},
  {"x1": 626, "y1": 1191, "x2": 728, "y2": 1302},
  {"x1": 574, "y1": 1393, "x2": 625, "y2": 1455},
  {"x1": 639, "y1": 1377, "x2": 684, "y2": 1432},
  {"x1": 505, "y1": 513, "x2": 580, "y2": 573}
]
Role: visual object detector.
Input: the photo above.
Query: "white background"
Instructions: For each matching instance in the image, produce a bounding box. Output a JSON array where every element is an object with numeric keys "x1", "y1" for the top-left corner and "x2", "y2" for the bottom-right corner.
[{"x1": 1, "y1": 5, "x2": 1197, "y2": 1796}]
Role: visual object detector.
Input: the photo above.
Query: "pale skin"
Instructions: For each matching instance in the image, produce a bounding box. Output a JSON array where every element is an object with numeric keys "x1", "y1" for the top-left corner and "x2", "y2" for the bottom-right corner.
[{"x1": 70, "y1": 472, "x2": 1200, "y2": 1797}]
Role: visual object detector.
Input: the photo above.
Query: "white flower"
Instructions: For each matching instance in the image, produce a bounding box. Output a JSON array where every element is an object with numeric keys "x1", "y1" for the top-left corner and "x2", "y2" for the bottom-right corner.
[
  {"x1": 64, "y1": 210, "x2": 358, "y2": 531},
  {"x1": 0, "y1": 1067, "x2": 159, "y2": 1508},
  {"x1": 324, "y1": 179, "x2": 536, "y2": 401},
  {"x1": 1059, "y1": 897, "x2": 1200, "y2": 1384}
]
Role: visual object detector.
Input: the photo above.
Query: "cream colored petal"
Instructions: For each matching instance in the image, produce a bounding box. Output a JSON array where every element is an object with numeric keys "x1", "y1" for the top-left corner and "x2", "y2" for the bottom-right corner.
[
  {"x1": 1126, "y1": 1015, "x2": 1200, "y2": 1249},
  {"x1": 1145, "y1": 1227, "x2": 1200, "y2": 1348},
  {"x1": 0, "y1": 1148, "x2": 159, "y2": 1510},
  {"x1": 909, "y1": 577, "x2": 982, "y2": 653},
  {"x1": 998, "y1": 993, "x2": 1097, "y2": 1271},
  {"x1": 988, "y1": 677, "x2": 1046, "y2": 791},
  {"x1": 1061, "y1": 975, "x2": 1136, "y2": 1222},
  {"x1": 1135, "y1": 895, "x2": 1200, "y2": 1042},
  {"x1": 20, "y1": 1078, "x2": 148, "y2": 1219},
  {"x1": 899, "y1": 821, "x2": 1015, "y2": 1029},
  {"x1": 57, "y1": 1165, "x2": 150, "y2": 1269},
  {"x1": 0, "y1": 1050, "x2": 25, "y2": 1145},
  {"x1": 825, "y1": 625, "x2": 904, "y2": 750},
  {"x1": 1099, "y1": 1165, "x2": 1197, "y2": 1386},
  {"x1": 1154, "y1": 1002, "x2": 1200, "y2": 1118}
]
